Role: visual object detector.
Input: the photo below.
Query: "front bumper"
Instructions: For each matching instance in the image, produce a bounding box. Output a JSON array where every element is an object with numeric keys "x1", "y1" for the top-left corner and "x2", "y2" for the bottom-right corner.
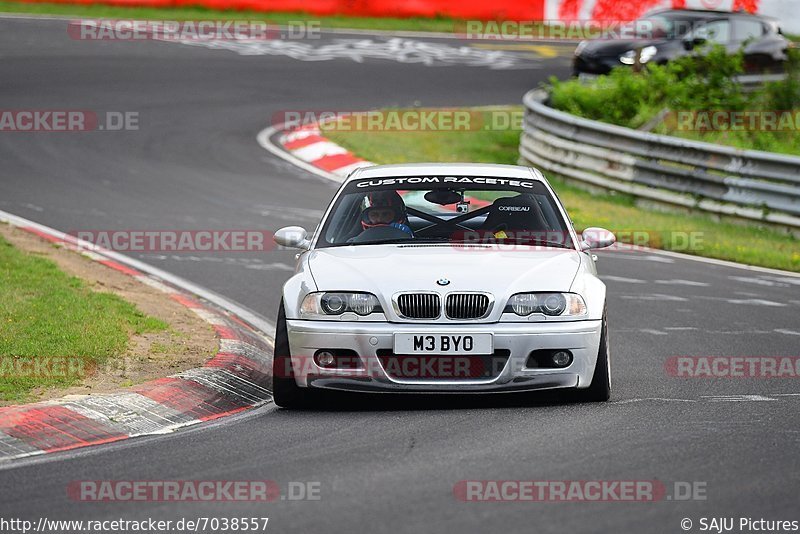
[
  {"x1": 573, "y1": 55, "x2": 618, "y2": 75},
  {"x1": 285, "y1": 319, "x2": 603, "y2": 393}
]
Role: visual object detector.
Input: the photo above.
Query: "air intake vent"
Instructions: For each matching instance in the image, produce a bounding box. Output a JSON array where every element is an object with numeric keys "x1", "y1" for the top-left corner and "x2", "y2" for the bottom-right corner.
[
  {"x1": 445, "y1": 293, "x2": 491, "y2": 319},
  {"x1": 396, "y1": 293, "x2": 440, "y2": 319}
]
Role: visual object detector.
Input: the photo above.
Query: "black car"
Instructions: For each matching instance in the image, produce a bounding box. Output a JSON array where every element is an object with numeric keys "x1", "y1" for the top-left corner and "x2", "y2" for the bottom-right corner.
[{"x1": 573, "y1": 8, "x2": 792, "y2": 76}]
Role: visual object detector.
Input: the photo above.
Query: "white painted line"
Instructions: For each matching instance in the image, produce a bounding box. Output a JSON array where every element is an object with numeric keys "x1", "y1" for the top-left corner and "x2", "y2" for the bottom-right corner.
[
  {"x1": 292, "y1": 141, "x2": 348, "y2": 162},
  {"x1": 764, "y1": 276, "x2": 800, "y2": 286},
  {"x1": 0, "y1": 430, "x2": 41, "y2": 456},
  {"x1": 243, "y1": 262, "x2": 295, "y2": 271},
  {"x1": 637, "y1": 248, "x2": 800, "y2": 278},
  {"x1": 284, "y1": 128, "x2": 320, "y2": 143},
  {"x1": 79, "y1": 250, "x2": 105, "y2": 261},
  {"x1": 0, "y1": 13, "x2": 87, "y2": 21},
  {"x1": 190, "y1": 307, "x2": 227, "y2": 325},
  {"x1": 726, "y1": 298, "x2": 785, "y2": 307},
  {"x1": 702, "y1": 395, "x2": 777, "y2": 402},
  {"x1": 64, "y1": 393, "x2": 188, "y2": 435},
  {"x1": 332, "y1": 161, "x2": 375, "y2": 177},
  {"x1": 728, "y1": 276, "x2": 785, "y2": 287},
  {"x1": 654, "y1": 279, "x2": 710, "y2": 287},
  {"x1": 219, "y1": 339, "x2": 265, "y2": 358},
  {"x1": 175, "y1": 368, "x2": 271, "y2": 402},
  {"x1": 619, "y1": 294, "x2": 688, "y2": 302},
  {"x1": 257, "y1": 123, "x2": 341, "y2": 183},
  {"x1": 600, "y1": 275, "x2": 647, "y2": 284},
  {"x1": 774, "y1": 329, "x2": 800, "y2": 336},
  {"x1": 612, "y1": 398, "x2": 697, "y2": 404},
  {"x1": 136, "y1": 275, "x2": 179, "y2": 294},
  {"x1": 639, "y1": 328, "x2": 668, "y2": 336},
  {"x1": 614, "y1": 394, "x2": 800, "y2": 404}
]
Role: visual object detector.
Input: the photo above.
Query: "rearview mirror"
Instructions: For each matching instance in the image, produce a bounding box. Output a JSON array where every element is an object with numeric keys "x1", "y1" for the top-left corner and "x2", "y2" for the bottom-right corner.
[
  {"x1": 424, "y1": 189, "x2": 462, "y2": 205},
  {"x1": 274, "y1": 226, "x2": 311, "y2": 250},
  {"x1": 580, "y1": 227, "x2": 616, "y2": 250}
]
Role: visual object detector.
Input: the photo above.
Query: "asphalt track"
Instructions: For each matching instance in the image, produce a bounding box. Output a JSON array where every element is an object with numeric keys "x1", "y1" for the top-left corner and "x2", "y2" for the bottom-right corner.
[{"x1": 0, "y1": 16, "x2": 799, "y2": 534}]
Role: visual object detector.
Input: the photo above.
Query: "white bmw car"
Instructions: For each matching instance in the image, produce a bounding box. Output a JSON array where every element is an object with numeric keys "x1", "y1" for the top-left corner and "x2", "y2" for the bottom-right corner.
[{"x1": 272, "y1": 163, "x2": 616, "y2": 408}]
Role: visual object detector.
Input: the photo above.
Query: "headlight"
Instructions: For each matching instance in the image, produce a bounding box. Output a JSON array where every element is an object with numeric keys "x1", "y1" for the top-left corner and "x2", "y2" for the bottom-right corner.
[
  {"x1": 504, "y1": 293, "x2": 587, "y2": 317},
  {"x1": 300, "y1": 292, "x2": 382, "y2": 319},
  {"x1": 619, "y1": 45, "x2": 657, "y2": 65}
]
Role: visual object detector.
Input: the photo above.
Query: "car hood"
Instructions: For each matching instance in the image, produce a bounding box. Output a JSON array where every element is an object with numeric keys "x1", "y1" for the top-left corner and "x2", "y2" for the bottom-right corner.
[{"x1": 306, "y1": 244, "x2": 582, "y2": 296}]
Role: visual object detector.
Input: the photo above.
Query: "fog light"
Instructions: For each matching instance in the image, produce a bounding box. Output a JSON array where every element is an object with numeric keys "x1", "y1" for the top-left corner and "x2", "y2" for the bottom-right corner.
[
  {"x1": 315, "y1": 350, "x2": 335, "y2": 367},
  {"x1": 551, "y1": 350, "x2": 572, "y2": 367}
]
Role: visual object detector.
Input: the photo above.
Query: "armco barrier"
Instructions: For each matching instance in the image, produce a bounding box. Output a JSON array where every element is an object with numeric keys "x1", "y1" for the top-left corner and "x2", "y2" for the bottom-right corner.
[{"x1": 519, "y1": 88, "x2": 800, "y2": 232}]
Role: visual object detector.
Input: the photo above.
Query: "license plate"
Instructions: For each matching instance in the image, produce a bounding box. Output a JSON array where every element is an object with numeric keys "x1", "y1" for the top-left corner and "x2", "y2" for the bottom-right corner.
[{"x1": 393, "y1": 333, "x2": 493, "y2": 355}]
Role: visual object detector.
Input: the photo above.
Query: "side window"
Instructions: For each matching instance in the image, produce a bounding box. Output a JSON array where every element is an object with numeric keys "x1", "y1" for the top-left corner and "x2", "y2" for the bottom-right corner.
[
  {"x1": 324, "y1": 195, "x2": 363, "y2": 243},
  {"x1": 733, "y1": 18, "x2": 765, "y2": 42},
  {"x1": 693, "y1": 20, "x2": 732, "y2": 44}
]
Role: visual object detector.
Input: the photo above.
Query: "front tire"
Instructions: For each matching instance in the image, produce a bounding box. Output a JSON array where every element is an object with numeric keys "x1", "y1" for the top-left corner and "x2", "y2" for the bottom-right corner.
[
  {"x1": 272, "y1": 300, "x2": 312, "y2": 408},
  {"x1": 573, "y1": 309, "x2": 611, "y2": 402}
]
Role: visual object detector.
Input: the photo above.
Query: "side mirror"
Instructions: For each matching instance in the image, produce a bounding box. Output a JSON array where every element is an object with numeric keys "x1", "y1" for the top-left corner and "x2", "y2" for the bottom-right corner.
[
  {"x1": 580, "y1": 227, "x2": 616, "y2": 250},
  {"x1": 274, "y1": 226, "x2": 311, "y2": 250}
]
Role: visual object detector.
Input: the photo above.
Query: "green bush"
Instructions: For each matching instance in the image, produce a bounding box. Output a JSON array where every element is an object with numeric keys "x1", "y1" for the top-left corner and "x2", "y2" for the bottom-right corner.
[
  {"x1": 549, "y1": 67, "x2": 663, "y2": 128},
  {"x1": 762, "y1": 48, "x2": 800, "y2": 110},
  {"x1": 549, "y1": 46, "x2": 799, "y2": 154}
]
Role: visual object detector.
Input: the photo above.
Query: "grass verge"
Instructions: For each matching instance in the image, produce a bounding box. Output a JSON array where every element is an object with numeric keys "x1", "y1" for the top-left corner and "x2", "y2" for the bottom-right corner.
[
  {"x1": 0, "y1": 234, "x2": 167, "y2": 402},
  {"x1": 324, "y1": 106, "x2": 800, "y2": 272}
]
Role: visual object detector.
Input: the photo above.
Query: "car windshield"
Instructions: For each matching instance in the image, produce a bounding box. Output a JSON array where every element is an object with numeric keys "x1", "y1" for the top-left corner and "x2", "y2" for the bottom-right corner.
[
  {"x1": 632, "y1": 13, "x2": 697, "y2": 39},
  {"x1": 316, "y1": 175, "x2": 574, "y2": 249}
]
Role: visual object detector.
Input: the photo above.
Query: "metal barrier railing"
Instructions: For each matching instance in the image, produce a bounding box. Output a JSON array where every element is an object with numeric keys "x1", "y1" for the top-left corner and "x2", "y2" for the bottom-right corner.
[{"x1": 519, "y1": 88, "x2": 800, "y2": 230}]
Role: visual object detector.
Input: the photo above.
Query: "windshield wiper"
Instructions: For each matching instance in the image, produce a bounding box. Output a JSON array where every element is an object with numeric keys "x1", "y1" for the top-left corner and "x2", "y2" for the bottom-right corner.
[
  {"x1": 360, "y1": 237, "x2": 449, "y2": 245},
  {"x1": 327, "y1": 236, "x2": 448, "y2": 247},
  {"x1": 449, "y1": 237, "x2": 569, "y2": 249},
  {"x1": 501, "y1": 238, "x2": 569, "y2": 248}
]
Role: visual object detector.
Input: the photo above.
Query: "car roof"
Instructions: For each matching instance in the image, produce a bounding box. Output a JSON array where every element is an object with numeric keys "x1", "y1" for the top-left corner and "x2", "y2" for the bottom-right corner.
[
  {"x1": 347, "y1": 162, "x2": 542, "y2": 183},
  {"x1": 646, "y1": 7, "x2": 774, "y2": 22}
]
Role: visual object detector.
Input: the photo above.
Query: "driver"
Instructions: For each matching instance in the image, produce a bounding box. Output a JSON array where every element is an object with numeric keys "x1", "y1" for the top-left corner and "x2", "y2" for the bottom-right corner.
[{"x1": 360, "y1": 191, "x2": 413, "y2": 236}]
